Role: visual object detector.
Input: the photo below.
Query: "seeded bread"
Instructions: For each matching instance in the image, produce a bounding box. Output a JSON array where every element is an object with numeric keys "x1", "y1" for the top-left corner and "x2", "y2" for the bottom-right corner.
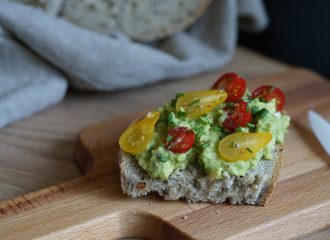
[{"x1": 119, "y1": 144, "x2": 283, "y2": 206}]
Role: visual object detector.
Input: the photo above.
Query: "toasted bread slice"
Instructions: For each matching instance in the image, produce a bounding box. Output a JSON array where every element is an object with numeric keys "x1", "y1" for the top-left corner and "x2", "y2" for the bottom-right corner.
[{"x1": 119, "y1": 144, "x2": 283, "y2": 206}]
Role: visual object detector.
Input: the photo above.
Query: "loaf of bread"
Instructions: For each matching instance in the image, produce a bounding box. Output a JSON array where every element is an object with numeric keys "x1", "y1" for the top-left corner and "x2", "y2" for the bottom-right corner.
[
  {"x1": 62, "y1": 0, "x2": 211, "y2": 41},
  {"x1": 3, "y1": 0, "x2": 64, "y2": 15},
  {"x1": 6, "y1": 0, "x2": 212, "y2": 41}
]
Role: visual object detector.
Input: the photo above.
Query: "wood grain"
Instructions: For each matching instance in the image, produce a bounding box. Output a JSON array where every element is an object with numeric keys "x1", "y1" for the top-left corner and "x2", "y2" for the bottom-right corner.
[{"x1": 0, "y1": 68, "x2": 329, "y2": 239}]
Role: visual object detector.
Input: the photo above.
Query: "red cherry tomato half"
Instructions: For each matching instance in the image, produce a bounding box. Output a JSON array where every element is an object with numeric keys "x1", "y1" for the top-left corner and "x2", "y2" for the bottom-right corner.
[
  {"x1": 164, "y1": 127, "x2": 195, "y2": 153},
  {"x1": 251, "y1": 85, "x2": 285, "y2": 111},
  {"x1": 211, "y1": 73, "x2": 246, "y2": 102},
  {"x1": 223, "y1": 100, "x2": 252, "y2": 131}
]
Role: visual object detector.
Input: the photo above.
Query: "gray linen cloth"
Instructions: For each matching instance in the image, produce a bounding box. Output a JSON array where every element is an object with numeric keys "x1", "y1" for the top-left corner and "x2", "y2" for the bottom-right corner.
[{"x1": 0, "y1": 0, "x2": 267, "y2": 127}]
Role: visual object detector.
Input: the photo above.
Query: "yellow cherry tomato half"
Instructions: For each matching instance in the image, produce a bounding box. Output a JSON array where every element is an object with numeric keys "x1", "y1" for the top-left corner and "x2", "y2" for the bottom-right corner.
[
  {"x1": 176, "y1": 90, "x2": 227, "y2": 119},
  {"x1": 119, "y1": 111, "x2": 160, "y2": 154},
  {"x1": 218, "y1": 132, "x2": 272, "y2": 162}
]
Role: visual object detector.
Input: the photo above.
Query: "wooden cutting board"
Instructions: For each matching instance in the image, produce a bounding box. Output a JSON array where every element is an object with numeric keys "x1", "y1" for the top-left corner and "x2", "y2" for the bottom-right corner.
[{"x1": 0, "y1": 69, "x2": 329, "y2": 240}]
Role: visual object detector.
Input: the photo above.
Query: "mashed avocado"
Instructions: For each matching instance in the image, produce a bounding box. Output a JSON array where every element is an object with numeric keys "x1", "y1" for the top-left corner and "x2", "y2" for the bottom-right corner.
[{"x1": 134, "y1": 94, "x2": 290, "y2": 180}]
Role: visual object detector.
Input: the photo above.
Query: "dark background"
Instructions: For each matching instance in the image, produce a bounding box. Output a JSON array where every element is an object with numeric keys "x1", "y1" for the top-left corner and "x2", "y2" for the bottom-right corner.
[{"x1": 239, "y1": 0, "x2": 330, "y2": 78}]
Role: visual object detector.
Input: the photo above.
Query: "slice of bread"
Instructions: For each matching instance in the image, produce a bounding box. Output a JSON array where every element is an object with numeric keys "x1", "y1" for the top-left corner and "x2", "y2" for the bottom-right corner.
[{"x1": 119, "y1": 144, "x2": 283, "y2": 206}]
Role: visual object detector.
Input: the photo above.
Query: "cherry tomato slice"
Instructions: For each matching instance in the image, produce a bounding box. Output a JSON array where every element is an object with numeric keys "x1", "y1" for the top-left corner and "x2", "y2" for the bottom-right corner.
[
  {"x1": 176, "y1": 90, "x2": 227, "y2": 119},
  {"x1": 211, "y1": 73, "x2": 246, "y2": 102},
  {"x1": 251, "y1": 85, "x2": 286, "y2": 111},
  {"x1": 223, "y1": 100, "x2": 252, "y2": 131},
  {"x1": 218, "y1": 132, "x2": 272, "y2": 162},
  {"x1": 164, "y1": 127, "x2": 195, "y2": 153},
  {"x1": 119, "y1": 112, "x2": 160, "y2": 154}
]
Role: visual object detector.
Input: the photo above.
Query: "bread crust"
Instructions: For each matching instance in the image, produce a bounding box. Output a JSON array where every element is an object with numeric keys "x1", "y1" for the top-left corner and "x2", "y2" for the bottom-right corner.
[
  {"x1": 258, "y1": 145, "x2": 284, "y2": 206},
  {"x1": 134, "y1": 0, "x2": 211, "y2": 42}
]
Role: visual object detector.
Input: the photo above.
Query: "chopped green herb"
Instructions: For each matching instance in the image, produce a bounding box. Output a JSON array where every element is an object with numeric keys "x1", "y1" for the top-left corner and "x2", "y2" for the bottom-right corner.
[
  {"x1": 247, "y1": 123, "x2": 256, "y2": 129},
  {"x1": 198, "y1": 159, "x2": 204, "y2": 168},
  {"x1": 175, "y1": 93, "x2": 184, "y2": 99},
  {"x1": 156, "y1": 153, "x2": 167, "y2": 162},
  {"x1": 211, "y1": 126, "x2": 221, "y2": 132},
  {"x1": 200, "y1": 115, "x2": 210, "y2": 124},
  {"x1": 231, "y1": 141, "x2": 235, "y2": 148},
  {"x1": 193, "y1": 126, "x2": 204, "y2": 136},
  {"x1": 246, "y1": 147, "x2": 253, "y2": 153},
  {"x1": 170, "y1": 98, "x2": 177, "y2": 108},
  {"x1": 189, "y1": 99, "x2": 200, "y2": 107},
  {"x1": 235, "y1": 127, "x2": 244, "y2": 132},
  {"x1": 244, "y1": 95, "x2": 253, "y2": 101},
  {"x1": 202, "y1": 142, "x2": 209, "y2": 148},
  {"x1": 177, "y1": 111, "x2": 188, "y2": 117},
  {"x1": 165, "y1": 135, "x2": 173, "y2": 143},
  {"x1": 168, "y1": 112, "x2": 175, "y2": 124},
  {"x1": 226, "y1": 102, "x2": 235, "y2": 108},
  {"x1": 257, "y1": 108, "x2": 269, "y2": 118},
  {"x1": 251, "y1": 106, "x2": 259, "y2": 115}
]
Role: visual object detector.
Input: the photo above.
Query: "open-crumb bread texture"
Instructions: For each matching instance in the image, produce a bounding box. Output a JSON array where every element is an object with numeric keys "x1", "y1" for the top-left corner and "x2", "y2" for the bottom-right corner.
[{"x1": 119, "y1": 145, "x2": 283, "y2": 206}]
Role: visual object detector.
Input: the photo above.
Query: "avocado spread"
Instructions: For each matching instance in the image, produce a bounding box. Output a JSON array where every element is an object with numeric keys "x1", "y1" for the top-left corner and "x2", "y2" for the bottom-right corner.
[{"x1": 134, "y1": 94, "x2": 290, "y2": 180}]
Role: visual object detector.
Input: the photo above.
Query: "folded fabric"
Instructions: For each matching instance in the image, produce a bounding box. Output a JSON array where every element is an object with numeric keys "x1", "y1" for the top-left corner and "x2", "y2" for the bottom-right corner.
[
  {"x1": 0, "y1": 26, "x2": 67, "y2": 127},
  {"x1": 0, "y1": 0, "x2": 267, "y2": 127}
]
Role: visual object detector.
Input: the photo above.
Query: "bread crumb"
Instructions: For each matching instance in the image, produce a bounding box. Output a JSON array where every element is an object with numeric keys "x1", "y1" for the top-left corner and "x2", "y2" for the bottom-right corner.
[
  {"x1": 216, "y1": 210, "x2": 220, "y2": 213},
  {"x1": 183, "y1": 215, "x2": 187, "y2": 220}
]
